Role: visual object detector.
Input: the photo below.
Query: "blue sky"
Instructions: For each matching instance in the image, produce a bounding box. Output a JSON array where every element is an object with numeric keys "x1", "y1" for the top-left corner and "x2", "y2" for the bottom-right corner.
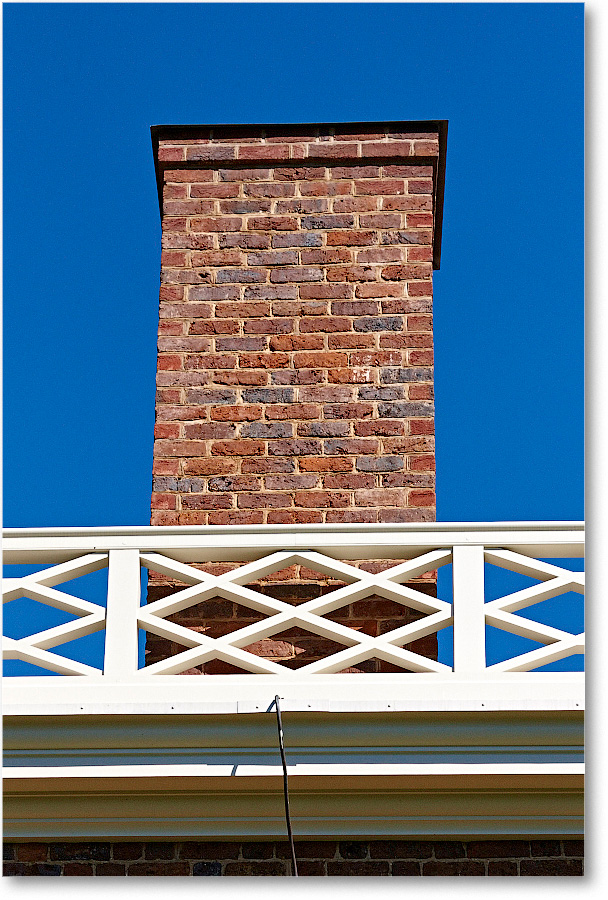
[
  {"x1": 3, "y1": 1, "x2": 583, "y2": 528},
  {"x1": 2, "y1": 3, "x2": 584, "y2": 672}
]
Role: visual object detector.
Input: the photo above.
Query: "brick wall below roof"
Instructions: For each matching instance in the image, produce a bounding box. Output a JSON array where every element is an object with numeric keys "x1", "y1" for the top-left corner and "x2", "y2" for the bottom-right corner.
[{"x1": 3, "y1": 840, "x2": 584, "y2": 876}]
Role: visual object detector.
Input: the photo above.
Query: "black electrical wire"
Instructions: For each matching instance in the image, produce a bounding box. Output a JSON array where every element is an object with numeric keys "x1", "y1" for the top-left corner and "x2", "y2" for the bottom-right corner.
[{"x1": 274, "y1": 695, "x2": 298, "y2": 877}]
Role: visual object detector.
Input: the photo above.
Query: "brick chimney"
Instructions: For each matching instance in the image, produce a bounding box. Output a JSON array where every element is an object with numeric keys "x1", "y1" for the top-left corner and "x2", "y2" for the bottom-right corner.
[{"x1": 147, "y1": 120, "x2": 447, "y2": 673}]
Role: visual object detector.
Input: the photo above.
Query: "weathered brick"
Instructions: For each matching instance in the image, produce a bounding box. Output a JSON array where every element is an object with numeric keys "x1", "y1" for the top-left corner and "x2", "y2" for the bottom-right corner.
[
  {"x1": 248, "y1": 216, "x2": 298, "y2": 231},
  {"x1": 242, "y1": 458, "x2": 296, "y2": 474},
  {"x1": 211, "y1": 440, "x2": 265, "y2": 456},
  {"x1": 356, "y1": 456, "x2": 403, "y2": 472},
  {"x1": 298, "y1": 422, "x2": 350, "y2": 438},
  {"x1": 378, "y1": 401, "x2": 434, "y2": 417},
  {"x1": 267, "y1": 440, "x2": 322, "y2": 457},
  {"x1": 270, "y1": 266, "x2": 323, "y2": 283},
  {"x1": 271, "y1": 232, "x2": 323, "y2": 247},
  {"x1": 354, "y1": 316, "x2": 403, "y2": 332},
  {"x1": 324, "y1": 439, "x2": 379, "y2": 455},
  {"x1": 381, "y1": 366, "x2": 433, "y2": 383},
  {"x1": 241, "y1": 423, "x2": 293, "y2": 439}
]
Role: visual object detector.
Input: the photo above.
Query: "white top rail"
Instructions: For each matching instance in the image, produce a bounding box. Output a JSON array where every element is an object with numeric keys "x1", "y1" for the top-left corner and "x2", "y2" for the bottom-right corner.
[
  {"x1": 2, "y1": 521, "x2": 584, "y2": 564},
  {"x1": 3, "y1": 522, "x2": 584, "y2": 714}
]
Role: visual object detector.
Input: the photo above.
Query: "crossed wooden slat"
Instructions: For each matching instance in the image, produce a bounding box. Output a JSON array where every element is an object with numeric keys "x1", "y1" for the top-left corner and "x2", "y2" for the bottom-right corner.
[
  {"x1": 2, "y1": 554, "x2": 108, "y2": 675},
  {"x1": 138, "y1": 549, "x2": 454, "y2": 676},
  {"x1": 483, "y1": 550, "x2": 584, "y2": 672}
]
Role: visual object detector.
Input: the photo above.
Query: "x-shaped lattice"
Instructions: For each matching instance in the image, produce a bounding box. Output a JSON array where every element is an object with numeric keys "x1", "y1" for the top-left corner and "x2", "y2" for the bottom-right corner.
[
  {"x1": 2, "y1": 554, "x2": 107, "y2": 675},
  {"x1": 138, "y1": 549, "x2": 454, "y2": 676},
  {"x1": 483, "y1": 550, "x2": 584, "y2": 672}
]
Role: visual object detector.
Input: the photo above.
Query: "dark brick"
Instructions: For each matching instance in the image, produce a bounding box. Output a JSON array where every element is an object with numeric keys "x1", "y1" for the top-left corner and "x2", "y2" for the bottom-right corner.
[
  {"x1": 296, "y1": 860, "x2": 327, "y2": 875},
  {"x1": 27, "y1": 864, "x2": 63, "y2": 876},
  {"x1": 434, "y1": 841, "x2": 466, "y2": 859},
  {"x1": 96, "y1": 863, "x2": 126, "y2": 875},
  {"x1": 128, "y1": 862, "x2": 190, "y2": 876},
  {"x1": 520, "y1": 858, "x2": 583, "y2": 876},
  {"x1": 186, "y1": 389, "x2": 237, "y2": 405},
  {"x1": 16, "y1": 843, "x2": 48, "y2": 862},
  {"x1": 297, "y1": 422, "x2": 350, "y2": 438},
  {"x1": 144, "y1": 842, "x2": 176, "y2": 860},
  {"x1": 391, "y1": 861, "x2": 422, "y2": 875},
  {"x1": 358, "y1": 386, "x2": 405, "y2": 401},
  {"x1": 224, "y1": 861, "x2": 287, "y2": 876},
  {"x1": 267, "y1": 440, "x2": 322, "y2": 456},
  {"x1": 241, "y1": 841, "x2": 274, "y2": 859},
  {"x1": 179, "y1": 842, "x2": 240, "y2": 860},
  {"x1": 193, "y1": 861, "x2": 222, "y2": 875},
  {"x1": 339, "y1": 841, "x2": 368, "y2": 860},
  {"x1": 530, "y1": 840, "x2": 561, "y2": 857},
  {"x1": 112, "y1": 842, "x2": 144, "y2": 860},
  {"x1": 378, "y1": 401, "x2": 434, "y2": 417},
  {"x1": 302, "y1": 215, "x2": 354, "y2": 230},
  {"x1": 275, "y1": 840, "x2": 337, "y2": 860},
  {"x1": 327, "y1": 860, "x2": 390, "y2": 876},
  {"x1": 324, "y1": 439, "x2": 378, "y2": 455},
  {"x1": 272, "y1": 233, "x2": 323, "y2": 248},
  {"x1": 152, "y1": 476, "x2": 179, "y2": 491},
  {"x1": 562, "y1": 840, "x2": 584, "y2": 856},
  {"x1": 467, "y1": 840, "x2": 530, "y2": 859},
  {"x1": 3, "y1": 844, "x2": 16, "y2": 861},
  {"x1": 488, "y1": 860, "x2": 519, "y2": 875},
  {"x1": 370, "y1": 840, "x2": 433, "y2": 859},
  {"x1": 50, "y1": 842, "x2": 111, "y2": 861},
  {"x1": 242, "y1": 388, "x2": 294, "y2": 404},
  {"x1": 242, "y1": 422, "x2": 293, "y2": 439},
  {"x1": 423, "y1": 860, "x2": 486, "y2": 876},
  {"x1": 64, "y1": 863, "x2": 94, "y2": 875},
  {"x1": 380, "y1": 366, "x2": 433, "y2": 383},
  {"x1": 354, "y1": 317, "x2": 403, "y2": 332},
  {"x1": 3, "y1": 862, "x2": 28, "y2": 875},
  {"x1": 177, "y1": 477, "x2": 204, "y2": 492},
  {"x1": 356, "y1": 455, "x2": 403, "y2": 472},
  {"x1": 381, "y1": 230, "x2": 430, "y2": 245}
]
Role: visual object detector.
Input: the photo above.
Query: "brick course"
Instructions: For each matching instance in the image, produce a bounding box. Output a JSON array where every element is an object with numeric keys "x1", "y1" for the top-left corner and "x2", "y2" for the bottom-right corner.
[{"x1": 3, "y1": 840, "x2": 584, "y2": 876}]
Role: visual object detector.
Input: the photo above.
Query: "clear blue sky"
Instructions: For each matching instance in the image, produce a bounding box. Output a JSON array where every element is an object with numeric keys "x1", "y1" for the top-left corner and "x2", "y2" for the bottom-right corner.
[
  {"x1": 3, "y1": 1, "x2": 583, "y2": 528},
  {"x1": 2, "y1": 4, "x2": 584, "y2": 672}
]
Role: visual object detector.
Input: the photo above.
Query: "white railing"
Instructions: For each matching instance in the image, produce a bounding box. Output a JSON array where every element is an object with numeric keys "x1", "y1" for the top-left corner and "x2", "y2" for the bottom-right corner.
[{"x1": 2, "y1": 522, "x2": 584, "y2": 713}]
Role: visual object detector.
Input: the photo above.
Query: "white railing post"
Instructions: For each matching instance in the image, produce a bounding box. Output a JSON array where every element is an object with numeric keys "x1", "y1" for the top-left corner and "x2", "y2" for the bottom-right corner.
[
  {"x1": 103, "y1": 549, "x2": 141, "y2": 680},
  {"x1": 452, "y1": 544, "x2": 486, "y2": 673}
]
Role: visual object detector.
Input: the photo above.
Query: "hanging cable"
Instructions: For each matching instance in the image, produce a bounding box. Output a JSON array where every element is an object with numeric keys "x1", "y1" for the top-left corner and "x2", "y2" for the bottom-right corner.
[{"x1": 273, "y1": 695, "x2": 298, "y2": 877}]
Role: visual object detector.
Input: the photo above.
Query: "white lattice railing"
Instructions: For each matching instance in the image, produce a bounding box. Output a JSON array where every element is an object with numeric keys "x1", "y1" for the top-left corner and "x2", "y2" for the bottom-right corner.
[{"x1": 2, "y1": 523, "x2": 584, "y2": 712}]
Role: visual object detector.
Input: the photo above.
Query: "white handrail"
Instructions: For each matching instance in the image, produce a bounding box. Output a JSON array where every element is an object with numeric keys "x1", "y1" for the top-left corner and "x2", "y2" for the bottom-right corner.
[{"x1": 2, "y1": 523, "x2": 584, "y2": 714}]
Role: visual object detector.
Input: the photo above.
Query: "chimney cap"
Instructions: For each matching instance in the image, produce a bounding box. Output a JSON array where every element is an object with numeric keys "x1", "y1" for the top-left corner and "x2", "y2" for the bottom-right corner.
[{"x1": 151, "y1": 119, "x2": 448, "y2": 269}]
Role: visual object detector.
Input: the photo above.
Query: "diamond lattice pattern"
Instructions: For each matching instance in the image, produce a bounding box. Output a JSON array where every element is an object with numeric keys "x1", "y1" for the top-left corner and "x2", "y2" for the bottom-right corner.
[
  {"x1": 483, "y1": 550, "x2": 584, "y2": 672},
  {"x1": 138, "y1": 550, "x2": 454, "y2": 675}
]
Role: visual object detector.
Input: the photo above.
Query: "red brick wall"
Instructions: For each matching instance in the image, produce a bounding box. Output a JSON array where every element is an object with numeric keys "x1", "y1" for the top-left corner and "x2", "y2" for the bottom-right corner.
[
  {"x1": 147, "y1": 122, "x2": 443, "y2": 673},
  {"x1": 3, "y1": 840, "x2": 584, "y2": 876},
  {"x1": 151, "y1": 123, "x2": 440, "y2": 529}
]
